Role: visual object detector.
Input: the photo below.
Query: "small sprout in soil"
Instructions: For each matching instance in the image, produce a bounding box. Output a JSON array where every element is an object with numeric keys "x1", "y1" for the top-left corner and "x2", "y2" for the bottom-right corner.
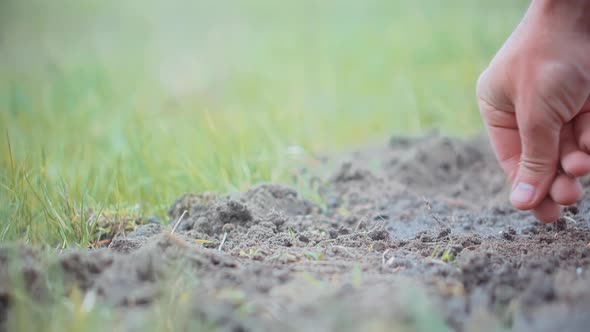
[
  {"x1": 431, "y1": 245, "x2": 455, "y2": 263},
  {"x1": 195, "y1": 239, "x2": 216, "y2": 245},
  {"x1": 287, "y1": 227, "x2": 297, "y2": 239},
  {"x1": 303, "y1": 251, "x2": 323, "y2": 261},
  {"x1": 431, "y1": 245, "x2": 439, "y2": 259},
  {"x1": 441, "y1": 249, "x2": 455, "y2": 263},
  {"x1": 86, "y1": 205, "x2": 143, "y2": 245},
  {"x1": 194, "y1": 238, "x2": 218, "y2": 249},
  {"x1": 239, "y1": 248, "x2": 261, "y2": 258}
]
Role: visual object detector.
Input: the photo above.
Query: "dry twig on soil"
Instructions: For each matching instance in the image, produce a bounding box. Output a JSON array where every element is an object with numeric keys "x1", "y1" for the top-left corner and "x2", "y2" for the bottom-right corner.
[
  {"x1": 218, "y1": 232, "x2": 228, "y2": 251},
  {"x1": 171, "y1": 210, "x2": 188, "y2": 235}
]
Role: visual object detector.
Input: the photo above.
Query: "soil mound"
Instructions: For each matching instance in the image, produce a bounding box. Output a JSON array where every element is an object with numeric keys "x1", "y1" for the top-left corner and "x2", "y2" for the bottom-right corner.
[{"x1": 2, "y1": 133, "x2": 589, "y2": 332}]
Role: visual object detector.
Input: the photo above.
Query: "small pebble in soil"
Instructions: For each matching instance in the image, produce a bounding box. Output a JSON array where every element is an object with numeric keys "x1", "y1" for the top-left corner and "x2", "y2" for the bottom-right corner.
[
  {"x1": 397, "y1": 240, "x2": 408, "y2": 247},
  {"x1": 437, "y1": 227, "x2": 451, "y2": 238},
  {"x1": 420, "y1": 233, "x2": 433, "y2": 243},
  {"x1": 521, "y1": 225, "x2": 539, "y2": 235},
  {"x1": 298, "y1": 234, "x2": 309, "y2": 243},
  {"x1": 460, "y1": 236, "x2": 482, "y2": 248},
  {"x1": 277, "y1": 254, "x2": 297, "y2": 264},
  {"x1": 450, "y1": 245, "x2": 463, "y2": 255},
  {"x1": 252, "y1": 253, "x2": 265, "y2": 261},
  {"x1": 338, "y1": 226, "x2": 351, "y2": 235},
  {"x1": 372, "y1": 241, "x2": 386, "y2": 251},
  {"x1": 564, "y1": 205, "x2": 579, "y2": 215},
  {"x1": 387, "y1": 257, "x2": 412, "y2": 269},
  {"x1": 222, "y1": 223, "x2": 236, "y2": 233},
  {"x1": 499, "y1": 227, "x2": 516, "y2": 241},
  {"x1": 368, "y1": 228, "x2": 390, "y2": 241},
  {"x1": 554, "y1": 218, "x2": 567, "y2": 232},
  {"x1": 328, "y1": 229, "x2": 339, "y2": 239}
]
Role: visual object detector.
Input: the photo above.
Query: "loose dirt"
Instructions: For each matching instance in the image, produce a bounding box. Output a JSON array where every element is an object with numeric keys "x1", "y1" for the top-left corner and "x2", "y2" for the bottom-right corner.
[{"x1": 2, "y1": 132, "x2": 590, "y2": 331}]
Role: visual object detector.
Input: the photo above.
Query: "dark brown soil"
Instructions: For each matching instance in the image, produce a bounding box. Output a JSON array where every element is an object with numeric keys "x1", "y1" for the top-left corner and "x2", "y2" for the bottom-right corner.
[{"x1": 2, "y1": 132, "x2": 590, "y2": 331}]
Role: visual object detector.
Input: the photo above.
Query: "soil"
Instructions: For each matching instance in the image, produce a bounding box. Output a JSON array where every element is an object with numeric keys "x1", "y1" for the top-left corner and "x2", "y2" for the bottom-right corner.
[{"x1": 2, "y1": 132, "x2": 590, "y2": 331}]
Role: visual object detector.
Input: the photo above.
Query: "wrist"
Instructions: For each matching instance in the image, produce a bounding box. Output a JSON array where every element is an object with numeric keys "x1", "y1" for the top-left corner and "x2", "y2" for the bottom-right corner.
[{"x1": 528, "y1": 0, "x2": 590, "y2": 36}]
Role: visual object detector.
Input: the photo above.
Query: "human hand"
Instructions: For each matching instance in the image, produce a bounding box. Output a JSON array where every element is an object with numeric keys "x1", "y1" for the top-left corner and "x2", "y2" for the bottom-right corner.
[{"x1": 476, "y1": 0, "x2": 590, "y2": 222}]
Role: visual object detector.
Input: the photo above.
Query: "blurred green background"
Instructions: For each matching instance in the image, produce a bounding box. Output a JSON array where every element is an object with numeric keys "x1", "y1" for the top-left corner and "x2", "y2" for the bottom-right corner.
[{"x1": 0, "y1": 0, "x2": 527, "y2": 246}]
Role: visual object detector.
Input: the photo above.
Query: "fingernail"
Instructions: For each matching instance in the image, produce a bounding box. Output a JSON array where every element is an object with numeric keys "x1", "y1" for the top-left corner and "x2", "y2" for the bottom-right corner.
[{"x1": 510, "y1": 182, "x2": 535, "y2": 204}]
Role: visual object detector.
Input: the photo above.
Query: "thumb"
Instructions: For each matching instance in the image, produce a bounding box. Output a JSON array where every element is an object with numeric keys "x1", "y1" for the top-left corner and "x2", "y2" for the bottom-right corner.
[{"x1": 511, "y1": 105, "x2": 562, "y2": 210}]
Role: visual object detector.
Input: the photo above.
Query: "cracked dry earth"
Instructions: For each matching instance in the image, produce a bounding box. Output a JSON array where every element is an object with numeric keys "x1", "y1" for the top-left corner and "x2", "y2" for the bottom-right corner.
[{"x1": 2, "y1": 133, "x2": 590, "y2": 332}]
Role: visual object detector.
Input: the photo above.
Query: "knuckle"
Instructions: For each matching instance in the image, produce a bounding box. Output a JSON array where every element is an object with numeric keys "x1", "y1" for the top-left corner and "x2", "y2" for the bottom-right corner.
[
  {"x1": 529, "y1": 62, "x2": 589, "y2": 121},
  {"x1": 475, "y1": 69, "x2": 489, "y2": 99},
  {"x1": 480, "y1": 105, "x2": 515, "y2": 129},
  {"x1": 475, "y1": 66, "x2": 515, "y2": 118},
  {"x1": 519, "y1": 155, "x2": 556, "y2": 177},
  {"x1": 519, "y1": 115, "x2": 547, "y2": 135},
  {"x1": 532, "y1": 62, "x2": 582, "y2": 91}
]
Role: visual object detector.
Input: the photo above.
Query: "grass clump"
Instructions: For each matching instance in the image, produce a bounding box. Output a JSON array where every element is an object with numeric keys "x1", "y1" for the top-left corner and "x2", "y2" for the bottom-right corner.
[
  {"x1": 0, "y1": 1, "x2": 525, "y2": 248},
  {"x1": 0, "y1": 1, "x2": 530, "y2": 331}
]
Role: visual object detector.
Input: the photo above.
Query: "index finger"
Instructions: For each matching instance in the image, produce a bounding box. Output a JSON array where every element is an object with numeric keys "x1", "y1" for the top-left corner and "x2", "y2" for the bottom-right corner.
[{"x1": 478, "y1": 99, "x2": 520, "y2": 181}]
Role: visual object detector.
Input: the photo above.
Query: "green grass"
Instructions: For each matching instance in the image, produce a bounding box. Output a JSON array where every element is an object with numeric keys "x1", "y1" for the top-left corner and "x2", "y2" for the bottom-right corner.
[
  {"x1": 0, "y1": 1, "x2": 528, "y2": 330},
  {"x1": 1, "y1": 0, "x2": 526, "y2": 248}
]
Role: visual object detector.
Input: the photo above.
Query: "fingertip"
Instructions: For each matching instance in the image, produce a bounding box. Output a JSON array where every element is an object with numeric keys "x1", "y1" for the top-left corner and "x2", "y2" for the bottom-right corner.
[
  {"x1": 510, "y1": 180, "x2": 552, "y2": 211},
  {"x1": 561, "y1": 150, "x2": 590, "y2": 177},
  {"x1": 575, "y1": 112, "x2": 590, "y2": 155},
  {"x1": 550, "y1": 174, "x2": 583, "y2": 206},
  {"x1": 531, "y1": 197, "x2": 562, "y2": 224},
  {"x1": 510, "y1": 182, "x2": 537, "y2": 210},
  {"x1": 579, "y1": 130, "x2": 590, "y2": 152}
]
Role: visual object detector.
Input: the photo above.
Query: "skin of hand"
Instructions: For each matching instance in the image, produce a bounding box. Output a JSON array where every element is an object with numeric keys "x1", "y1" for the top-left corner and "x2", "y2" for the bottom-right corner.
[{"x1": 476, "y1": 0, "x2": 590, "y2": 223}]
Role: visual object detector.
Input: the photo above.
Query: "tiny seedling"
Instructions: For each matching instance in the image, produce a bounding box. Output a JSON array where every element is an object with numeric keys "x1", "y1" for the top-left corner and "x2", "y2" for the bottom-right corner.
[
  {"x1": 303, "y1": 251, "x2": 324, "y2": 261},
  {"x1": 440, "y1": 249, "x2": 455, "y2": 263},
  {"x1": 239, "y1": 248, "x2": 261, "y2": 258}
]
